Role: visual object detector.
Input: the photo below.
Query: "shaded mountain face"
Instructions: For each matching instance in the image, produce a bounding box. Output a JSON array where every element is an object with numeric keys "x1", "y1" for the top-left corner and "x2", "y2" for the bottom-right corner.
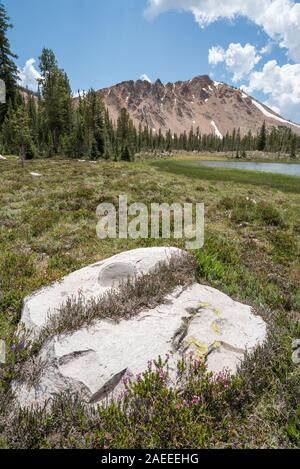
[{"x1": 98, "y1": 75, "x2": 300, "y2": 137}]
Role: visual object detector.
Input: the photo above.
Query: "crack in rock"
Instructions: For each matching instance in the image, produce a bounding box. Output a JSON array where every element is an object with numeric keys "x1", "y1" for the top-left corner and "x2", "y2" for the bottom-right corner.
[
  {"x1": 208, "y1": 341, "x2": 246, "y2": 356},
  {"x1": 58, "y1": 349, "x2": 95, "y2": 367},
  {"x1": 172, "y1": 306, "x2": 247, "y2": 359},
  {"x1": 88, "y1": 368, "x2": 128, "y2": 404},
  {"x1": 172, "y1": 307, "x2": 201, "y2": 352}
]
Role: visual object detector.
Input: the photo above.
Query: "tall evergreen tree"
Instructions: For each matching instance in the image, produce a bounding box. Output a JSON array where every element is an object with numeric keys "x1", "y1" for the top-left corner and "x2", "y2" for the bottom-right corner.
[
  {"x1": 257, "y1": 121, "x2": 267, "y2": 151},
  {"x1": 38, "y1": 48, "x2": 73, "y2": 154},
  {"x1": 116, "y1": 108, "x2": 136, "y2": 161},
  {"x1": 83, "y1": 89, "x2": 105, "y2": 159},
  {"x1": 290, "y1": 134, "x2": 297, "y2": 159},
  {"x1": 2, "y1": 100, "x2": 36, "y2": 163},
  {"x1": 0, "y1": 2, "x2": 19, "y2": 124}
]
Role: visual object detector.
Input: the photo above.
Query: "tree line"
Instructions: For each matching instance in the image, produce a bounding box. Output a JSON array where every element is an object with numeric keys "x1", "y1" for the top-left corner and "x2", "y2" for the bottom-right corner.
[{"x1": 0, "y1": 2, "x2": 299, "y2": 162}]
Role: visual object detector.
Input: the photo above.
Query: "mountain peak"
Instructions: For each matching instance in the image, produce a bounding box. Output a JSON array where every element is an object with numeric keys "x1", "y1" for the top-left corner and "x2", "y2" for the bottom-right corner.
[{"x1": 98, "y1": 76, "x2": 300, "y2": 137}]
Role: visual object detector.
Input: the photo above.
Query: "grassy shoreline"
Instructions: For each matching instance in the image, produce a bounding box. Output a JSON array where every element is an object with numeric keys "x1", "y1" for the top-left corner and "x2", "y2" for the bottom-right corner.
[
  {"x1": 151, "y1": 159, "x2": 300, "y2": 194},
  {"x1": 139, "y1": 151, "x2": 300, "y2": 164}
]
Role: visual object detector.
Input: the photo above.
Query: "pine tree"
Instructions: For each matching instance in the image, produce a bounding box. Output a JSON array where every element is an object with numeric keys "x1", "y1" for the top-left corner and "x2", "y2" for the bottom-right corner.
[
  {"x1": 84, "y1": 90, "x2": 105, "y2": 159},
  {"x1": 38, "y1": 48, "x2": 73, "y2": 153},
  {"x1": 3, "y1": 103, "x2": 36, "y2": 164},
  {"x1": 103, "y1": 108, "x2": 115, "y2": 159},
  {"x1": 116, "y1": 108, "x2": 136, "y2": 161},
  {"x1": 290, "y1": 134, "x2": 297, "y2": 159},
  {"x1": 26, "y1": 92, "x2": 39, "y2": 145},
  {"x1": 166, "y1": 129, "x2": 172, "y2": 152},
  {"x1": 0, "y1": 2, "x2": 19, "y2": 124},
  {"x1": 257, "y1": 121, "x2": 267, "y2": 151}
]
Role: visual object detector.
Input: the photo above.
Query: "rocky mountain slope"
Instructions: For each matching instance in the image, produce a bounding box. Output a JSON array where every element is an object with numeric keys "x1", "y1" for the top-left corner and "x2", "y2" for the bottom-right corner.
[{"x1": 98, "y1": 75, "x2": 300, "y2": 137}]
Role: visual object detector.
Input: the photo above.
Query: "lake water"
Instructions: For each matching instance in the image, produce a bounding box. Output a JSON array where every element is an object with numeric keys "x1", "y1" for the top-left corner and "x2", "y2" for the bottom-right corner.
[{"x1": 199, "y1": 160, "x2": 300, "y2": 177}]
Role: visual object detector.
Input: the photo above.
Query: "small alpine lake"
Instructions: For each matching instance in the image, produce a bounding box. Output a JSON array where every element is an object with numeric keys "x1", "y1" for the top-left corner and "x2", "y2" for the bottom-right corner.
[
  {"x1": 151, "y1": 158, "x2": 300, "y2": 194},
  {"x1": 198, "y1": 160, "x2": 300, "y2": 177}
]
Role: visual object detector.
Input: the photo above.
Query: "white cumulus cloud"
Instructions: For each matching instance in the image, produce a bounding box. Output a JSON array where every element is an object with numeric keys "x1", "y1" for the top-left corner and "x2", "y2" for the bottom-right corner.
[
  {"x1": 146, "y1": 0, "x2": 300, "y2": 61},
  {"x1": 18, "y1": 59, "x2": 41, "y2": 91},
  {"x1": 140, "y1": 73, "x2": 152, "y2": 83},
  {"x1": 242, "y1": 60, "x2": 300, "y2": 122},
  {"x1": 73, "y1": 90, "x2": 86, "y2": 98},
  {"x1": 208, "y1": 45, "x2": 225, "y2": 65},
  {"x1": 208, "y1": 43, "x2": 261, "y2": 81},
  {"x1": 260, "y1": 42, "x2": 274, "y2": 55}
]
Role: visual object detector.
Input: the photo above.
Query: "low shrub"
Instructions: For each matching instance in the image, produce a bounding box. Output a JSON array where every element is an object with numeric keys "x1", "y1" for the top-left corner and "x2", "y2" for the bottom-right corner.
[{"x1": 220, "y1": 196, "x2": 285, "y2": 227}]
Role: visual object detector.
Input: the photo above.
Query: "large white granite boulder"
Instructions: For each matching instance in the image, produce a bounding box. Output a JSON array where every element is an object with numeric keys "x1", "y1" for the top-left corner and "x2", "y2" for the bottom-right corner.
[
  {"x1": 21, "y1": 247, "x2": 182, "y2": 334},
  {"x1": 15, "y1": 247, "x2": 267, "y2": 408}
]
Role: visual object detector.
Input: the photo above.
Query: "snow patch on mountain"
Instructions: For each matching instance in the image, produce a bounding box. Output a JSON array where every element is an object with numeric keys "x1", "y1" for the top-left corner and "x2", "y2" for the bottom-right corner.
[
  {"x1": 252, "y1": 99, "x2": 300, "y2": 130},
  {"x1": 211, "y1": 120, "x2": 223, "y2": 139}
]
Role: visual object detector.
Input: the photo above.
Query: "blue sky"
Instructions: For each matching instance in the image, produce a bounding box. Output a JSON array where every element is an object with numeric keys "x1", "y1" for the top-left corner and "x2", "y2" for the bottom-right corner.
[{"x1": 3, "y1": 0, "x2": 300, "y2": 122}]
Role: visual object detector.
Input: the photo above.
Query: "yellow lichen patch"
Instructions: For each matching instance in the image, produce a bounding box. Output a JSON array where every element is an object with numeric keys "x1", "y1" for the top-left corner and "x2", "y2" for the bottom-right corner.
[
  {"x1": 211, "y1": 320, "x2": 221, "y2": 335},
  {"x1": 214, "y1": 308, "x2": 222, "y2": 317},
  {"x1": 185, "y1": 337, "x2": 209, "y2": 358},
  {"x1": 198, "y1": 301, "x2": 211, "y2": 309},
  {"x1": 212, "y1": 341, "x2": 221, "y2": 351}
]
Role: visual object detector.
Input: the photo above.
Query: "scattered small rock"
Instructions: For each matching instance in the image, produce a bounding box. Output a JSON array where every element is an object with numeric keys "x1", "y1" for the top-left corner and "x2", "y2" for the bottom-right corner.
[
  {"x1": 292, "y1": 339, "x2": 300, "y2": 349},
  {"x1": 292, "y1": 349, "x2": 300, "y2": 365}
]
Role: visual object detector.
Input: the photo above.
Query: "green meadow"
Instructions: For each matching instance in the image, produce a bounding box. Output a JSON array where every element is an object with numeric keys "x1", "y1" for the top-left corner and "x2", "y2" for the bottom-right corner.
[{"x1": 0, "y1": 156, "x2": 299, "y2": 448}]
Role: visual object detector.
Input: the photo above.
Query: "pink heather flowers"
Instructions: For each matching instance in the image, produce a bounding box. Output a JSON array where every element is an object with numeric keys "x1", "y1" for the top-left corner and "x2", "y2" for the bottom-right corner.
[
  {"x1": 158, "y1": 370, "x2": 168, "y2": 380},
  {"x1": 122, "y1": 371, "x2": 134, "y2": 386},
  {"x1": 191, "y1": 395, "x2": 202, "y2": 405},
  {"x1": 209, "y1": 370, "x2": 231, "y2": 387}
]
